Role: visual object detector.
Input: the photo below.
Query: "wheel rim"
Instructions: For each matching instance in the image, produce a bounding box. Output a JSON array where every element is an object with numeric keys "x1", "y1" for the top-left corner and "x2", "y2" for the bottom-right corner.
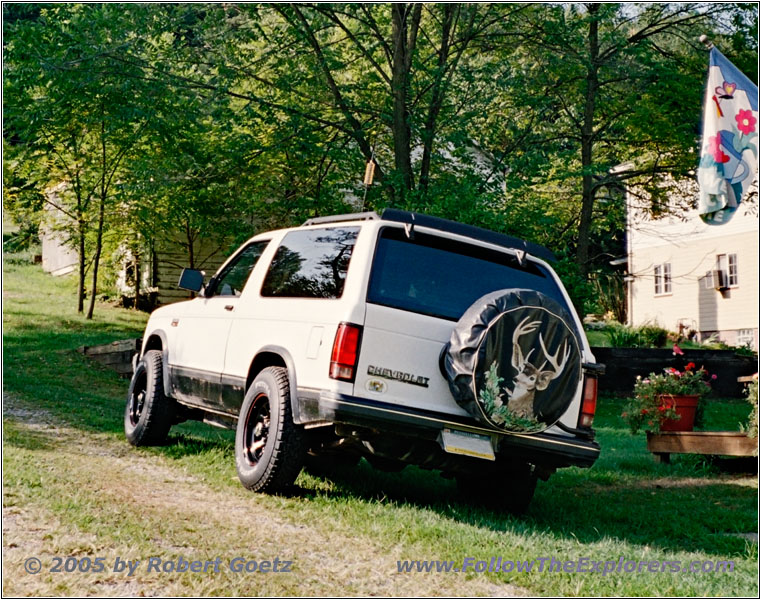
[
  {"x1": 128, "y1": 371, "x2": 147, "y2": 426},
  {"x1": 242, "y1": 393, "x2": 270, "y2": 466}
]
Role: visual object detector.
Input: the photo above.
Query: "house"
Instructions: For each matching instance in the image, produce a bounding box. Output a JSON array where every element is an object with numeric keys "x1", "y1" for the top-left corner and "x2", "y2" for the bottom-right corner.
[
  {"x1": 626, "y1": 179, "x2": 759, "y2": 350},
  {"x1": 113, "y1": 235, "x2": 229, "y2": 308},
  {"x1": 40, "y1": 185, "x2": 230, "y2": 307},
  {"x1": 40, "y1": 184, "x2": 78, "y2": 276}
]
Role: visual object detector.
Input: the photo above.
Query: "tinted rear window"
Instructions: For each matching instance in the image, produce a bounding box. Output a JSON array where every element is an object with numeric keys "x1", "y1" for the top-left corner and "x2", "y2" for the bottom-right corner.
[
  {"x1": 261, "y1": 227, "x2": 359, "y2": 298},
  {"x1": 367, "y1": 227, "x2": 567, "y2": 320}
]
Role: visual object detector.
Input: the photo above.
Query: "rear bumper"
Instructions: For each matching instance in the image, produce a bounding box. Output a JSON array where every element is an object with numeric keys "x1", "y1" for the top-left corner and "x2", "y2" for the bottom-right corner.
[{"x1": 299, "y1": 390, "x2": 600, "y2": 469}]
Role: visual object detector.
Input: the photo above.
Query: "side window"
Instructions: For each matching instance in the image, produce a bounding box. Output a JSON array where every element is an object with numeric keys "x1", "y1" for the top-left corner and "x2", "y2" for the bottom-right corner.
[
  {"x1": 261, "y1": 227, "x2": 359, "y2": 299},
  {"x1": 209, "y1": 241, "x2": 269, "y2": 298}
]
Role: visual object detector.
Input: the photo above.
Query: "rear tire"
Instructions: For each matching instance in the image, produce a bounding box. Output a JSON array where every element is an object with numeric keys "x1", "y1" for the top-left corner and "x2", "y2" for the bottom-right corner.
[
  {"x1": 235, "y1": 367, "x2": 306, "y2": 493},
  {"x1": 124, "y1": 350, "x2": 174, "y2": 446},
  {"x1": 457, "y1": 462, "x2": 538, "y2": 514},
  {"x1": 305, "y1": 449, "x2": 361, "y2": 476}
]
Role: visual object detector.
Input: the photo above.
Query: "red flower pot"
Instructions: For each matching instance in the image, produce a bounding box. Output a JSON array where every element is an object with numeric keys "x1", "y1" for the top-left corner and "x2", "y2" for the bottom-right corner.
[{"x1": 658, "y1": 395, "x2": 700, "y2": 432}]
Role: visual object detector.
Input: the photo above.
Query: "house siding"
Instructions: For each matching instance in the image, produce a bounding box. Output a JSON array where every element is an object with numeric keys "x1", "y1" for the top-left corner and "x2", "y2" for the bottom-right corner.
[
  {"x1": 150, "y1": 236, "x2": 230, "y2": 306},
  {"x1": 628, "y1": 193, "x2": 758, "y2": 350}
]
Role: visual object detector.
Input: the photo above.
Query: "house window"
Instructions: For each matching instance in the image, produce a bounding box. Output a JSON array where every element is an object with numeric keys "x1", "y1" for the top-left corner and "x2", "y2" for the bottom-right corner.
[
  {"x1": 728, "y1": 254, "x2": 738, "y2": 286},
  {"x1": 663, "y1": 263, "x2": 672, "y2": 293},
  {"x1": 717, "y1": 254, "x2": 738, "y2": 287},
  {"x1": 654, "y1": 263, "x2": 672, "y2": 295},
  {"x1": 737, "y1": 329, "x2": 754, "y2": 346}
]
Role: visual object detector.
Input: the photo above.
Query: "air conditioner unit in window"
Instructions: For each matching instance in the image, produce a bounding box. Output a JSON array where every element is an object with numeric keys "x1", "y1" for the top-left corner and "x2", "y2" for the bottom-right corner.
[{"x1": 712, "y1": 269, "x2": 728, "y2": 291}]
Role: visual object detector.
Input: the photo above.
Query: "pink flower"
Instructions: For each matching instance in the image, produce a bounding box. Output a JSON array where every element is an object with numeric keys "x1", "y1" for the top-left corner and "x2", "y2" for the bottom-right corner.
[
  {"x1": 735, "y1": 109, "x2": 757, "y2": 135},
  {"x1": 708, "y1": 135, "x2": 730, "y2": 163},
  {"x1": 711, "y1": 374, "x2": 718, "y2": 380},
  {"x1": 672, "y1": 344, "x2": 685, "y2": 356}
]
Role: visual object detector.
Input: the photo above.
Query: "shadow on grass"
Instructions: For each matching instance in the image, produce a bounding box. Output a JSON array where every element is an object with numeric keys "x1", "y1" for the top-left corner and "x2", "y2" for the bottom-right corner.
[{"x1": 293, "y1": 459, "x2": 757, "y2": 558}]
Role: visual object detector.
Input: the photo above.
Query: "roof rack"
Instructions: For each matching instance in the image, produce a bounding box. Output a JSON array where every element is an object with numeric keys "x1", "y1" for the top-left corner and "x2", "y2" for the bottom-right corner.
[
  {"x1": 300, "y1": 209, "x2": 555, "y2": 262},
  {"x1": 380, "y1": 209, "x2": 556, "y2": 262},
  {"x1": 302, "y1": 212, "x2": 379, "y2": 227}
]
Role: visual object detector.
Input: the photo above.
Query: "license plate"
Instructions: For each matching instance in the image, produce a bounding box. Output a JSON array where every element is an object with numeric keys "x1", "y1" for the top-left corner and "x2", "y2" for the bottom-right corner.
[{"x1": 439, "y1": 428, "x2": 495, "y2": 461}]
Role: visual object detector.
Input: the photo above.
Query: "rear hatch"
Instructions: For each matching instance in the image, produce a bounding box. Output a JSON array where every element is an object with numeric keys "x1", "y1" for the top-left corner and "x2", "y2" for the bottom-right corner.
[{"x1": 354, "y1": 225, "x2": 583, "y2": 428}]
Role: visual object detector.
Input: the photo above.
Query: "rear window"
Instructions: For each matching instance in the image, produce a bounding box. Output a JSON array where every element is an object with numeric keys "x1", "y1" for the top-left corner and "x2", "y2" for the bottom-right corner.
[
  {"x1": 367, "y1": 227, "x2": 567, "y2": 320},
  {"x1": 261, "y1": 227, "x2": 359, "y2": 298}
]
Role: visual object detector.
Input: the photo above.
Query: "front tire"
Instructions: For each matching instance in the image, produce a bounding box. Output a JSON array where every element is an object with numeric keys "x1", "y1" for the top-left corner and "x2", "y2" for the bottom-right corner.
[
  {"x1": 235, "y1": 367, "x2": 306, "y2": 493},
  {"x1": 124, "y1": 350, "x2": 174, "y2": 446}
]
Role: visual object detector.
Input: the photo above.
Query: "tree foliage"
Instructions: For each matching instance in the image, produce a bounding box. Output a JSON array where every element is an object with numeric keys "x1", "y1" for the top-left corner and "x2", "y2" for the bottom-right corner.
[{"x1": 3, "y1": 3, "x2": 757, "y2": 315}]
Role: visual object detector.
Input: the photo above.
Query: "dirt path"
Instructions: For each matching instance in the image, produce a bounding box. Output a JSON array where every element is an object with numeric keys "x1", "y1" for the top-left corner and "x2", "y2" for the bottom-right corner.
[{"x1": 3, "y1": 395, "x2": 527, "y2": 596}]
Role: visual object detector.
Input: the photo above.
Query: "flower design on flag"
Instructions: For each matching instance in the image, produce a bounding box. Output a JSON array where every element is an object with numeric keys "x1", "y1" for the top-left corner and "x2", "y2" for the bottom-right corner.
[
  {"x1": 735, "y1": 109, "x2": 757, "y2": 135},
  {"x1": 707, "y1": 135, "x2": 729, "y2": 164},
  {"x1": 715, "y1": 81, "x2": 736, "y2": 99},
  {"x1": 698, "y1": 48, "x2": 758, "y2": 225}
]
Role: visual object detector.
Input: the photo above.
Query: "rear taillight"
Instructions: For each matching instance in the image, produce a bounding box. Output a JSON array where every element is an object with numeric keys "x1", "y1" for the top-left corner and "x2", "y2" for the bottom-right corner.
[
  {"x1": 578, "y1": 376, "x2": 598, "y2": 429},
  {"x1": 329, "y1": 323, "x2": 362, "y2": 382}
]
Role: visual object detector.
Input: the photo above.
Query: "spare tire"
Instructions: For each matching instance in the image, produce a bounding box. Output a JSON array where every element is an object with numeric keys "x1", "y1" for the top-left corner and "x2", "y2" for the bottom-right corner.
[{"x1": 443, "y1": 289, "x2": 582, "y2": 433}]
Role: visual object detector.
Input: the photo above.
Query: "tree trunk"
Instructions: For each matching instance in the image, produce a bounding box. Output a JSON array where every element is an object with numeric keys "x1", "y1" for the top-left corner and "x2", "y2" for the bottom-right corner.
[
  {"x1": 77, "y1": 223, "x2": 86, "y2": 313},
  {"x1": 576, "y1": 4, "x2": 600, "y2": 282},
  {"x1": 133, "y1": 236, "x2": 141, "y2": 311},
  {"x1": 390, "y1": 4, "x2": 420, "y2": 201},
  {"x1": 86, "y1": 194, "x2": 105, "y2": 319},
  {"x1": 186, "y1": 222, "x2": 195, "y2": 270},
  {"x1": 419, "y1": 5, "x2": 456, "y2": 197},
  {"x1": 86, "y1": 115, "x2": 107, "y2": 320}
]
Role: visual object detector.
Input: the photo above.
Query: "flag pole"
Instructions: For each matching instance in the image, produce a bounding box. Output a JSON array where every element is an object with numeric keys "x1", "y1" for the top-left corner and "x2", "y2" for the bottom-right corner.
[{"x1": 698, "y1": 34, "x2": 713, "y2": 50}]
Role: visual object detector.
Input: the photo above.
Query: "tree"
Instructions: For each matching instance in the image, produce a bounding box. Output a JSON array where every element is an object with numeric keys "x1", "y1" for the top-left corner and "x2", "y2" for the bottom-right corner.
[
  {"x1": 132, "y1": 4, "x2": 527, "y2": 210},
  {"x1": 4, "y1": 4, "x2": 157, "y2": 317},
  {"x1": 498, "y1": 3, "x2": 732, "y2": 280}
]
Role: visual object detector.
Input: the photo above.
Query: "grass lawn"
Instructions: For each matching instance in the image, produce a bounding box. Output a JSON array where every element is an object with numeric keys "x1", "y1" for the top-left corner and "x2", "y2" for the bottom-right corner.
[{"x1": 3, "y1": 259, "x2": 758, "y2": 596}]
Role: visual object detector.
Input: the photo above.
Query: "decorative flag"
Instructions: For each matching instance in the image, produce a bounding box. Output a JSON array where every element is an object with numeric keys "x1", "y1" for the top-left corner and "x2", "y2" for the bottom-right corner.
[{"x1": 697, "y1": 48, "x2": 758, "y2": 225}]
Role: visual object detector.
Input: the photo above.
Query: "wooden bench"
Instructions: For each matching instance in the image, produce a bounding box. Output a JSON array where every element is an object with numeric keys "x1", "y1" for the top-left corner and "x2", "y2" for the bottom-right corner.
[{"x1": 647, "y1": 431, "x2": 757, "y2": 464}]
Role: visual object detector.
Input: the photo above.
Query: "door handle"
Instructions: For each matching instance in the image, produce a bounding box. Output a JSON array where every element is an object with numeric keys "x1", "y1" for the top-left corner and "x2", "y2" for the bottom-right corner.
[{"x1": 224, "y1": 305, "x2": 234, "y2": 312}]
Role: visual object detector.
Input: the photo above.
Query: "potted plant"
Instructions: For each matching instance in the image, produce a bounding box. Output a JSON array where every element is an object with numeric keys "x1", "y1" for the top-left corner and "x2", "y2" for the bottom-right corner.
[{"x1": 622, "y1": 363, "x2": 714, "y2": 434}]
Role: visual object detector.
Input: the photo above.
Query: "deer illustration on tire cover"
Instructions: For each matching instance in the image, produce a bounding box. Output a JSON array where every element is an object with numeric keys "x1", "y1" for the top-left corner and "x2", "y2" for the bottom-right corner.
[
  {"x1": 444, "y1": 288, "x2": 582, "y2": 433},
  {"x1": 501, "y1": 316, "x2": 571, "y2": 419}
]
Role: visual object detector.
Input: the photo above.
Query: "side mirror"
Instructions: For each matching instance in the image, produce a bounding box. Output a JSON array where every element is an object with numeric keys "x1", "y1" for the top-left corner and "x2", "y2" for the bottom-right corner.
[{"x1": 178, "y1": 268, "x2": 205, "y2": 293}]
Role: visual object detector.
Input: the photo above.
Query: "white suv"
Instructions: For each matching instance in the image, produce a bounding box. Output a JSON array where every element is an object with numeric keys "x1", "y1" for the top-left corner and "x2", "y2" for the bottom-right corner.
[{"x1": 125, "y1": 210, "x2": 603, "y2": 512}]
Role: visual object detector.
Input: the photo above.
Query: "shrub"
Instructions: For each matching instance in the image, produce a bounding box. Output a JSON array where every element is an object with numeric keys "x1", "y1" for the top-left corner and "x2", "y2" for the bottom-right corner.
[
  {"x1": 604, "y1": 322, "x2": 671, "y2": 348},
  {"x1": 605, "y1": 323, "x2": 644, "y2": 347},
  {"x1": 744, "y1": 378, "x2": 758, "y2": 443},
  {"x1": 637, "y1": 325, "x2": 669, "y2": 348}
]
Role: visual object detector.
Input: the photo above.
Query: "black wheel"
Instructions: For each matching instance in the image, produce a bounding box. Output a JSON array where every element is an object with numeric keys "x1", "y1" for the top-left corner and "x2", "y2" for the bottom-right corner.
[
  {"x1": 235, "y1": 366, "x2": 306, "y2": 493},
  {"x1": 124, "y1": 350, "x2": 174, "y2": 446},
  {"x1": 456, "y1": 462, "x2": 538, "y2": 514}
]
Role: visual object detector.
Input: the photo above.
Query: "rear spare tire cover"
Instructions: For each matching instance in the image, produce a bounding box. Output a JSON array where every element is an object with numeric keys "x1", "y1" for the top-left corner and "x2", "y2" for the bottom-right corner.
[{"x1": 444, "y1": 289, "x2": 582, "y2": 433}]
